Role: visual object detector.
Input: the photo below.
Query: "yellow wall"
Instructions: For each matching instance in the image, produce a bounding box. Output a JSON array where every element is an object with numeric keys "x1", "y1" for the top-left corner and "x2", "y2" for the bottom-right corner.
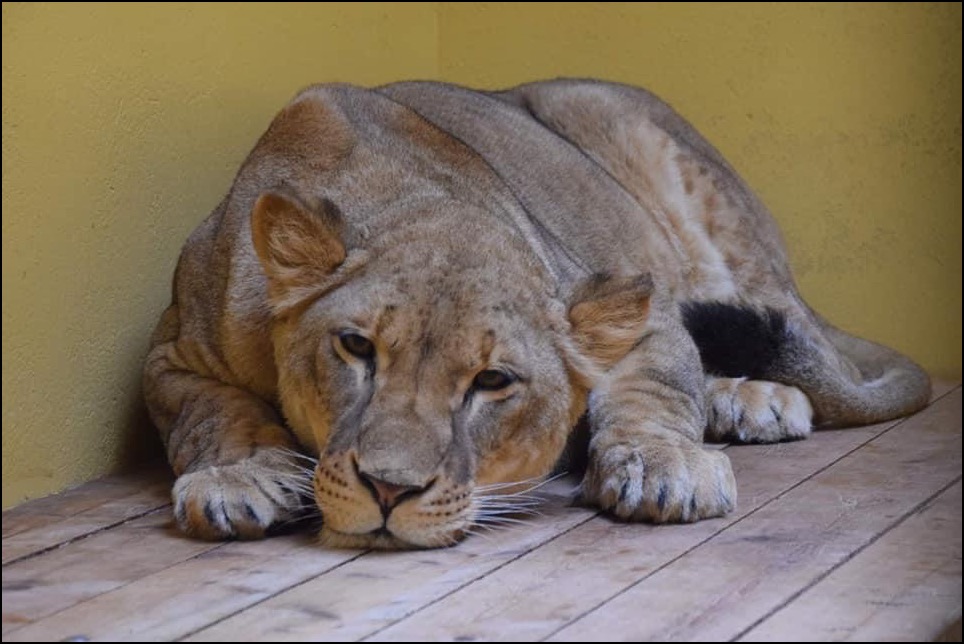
[
  {"x1": 439, "y1": 2, "x2": 962, "y2": 380},
  {"x1": 3, "y1": 2, "x2": 960, "y2": 507},
  {"x1": 1, "y1": 2, "x2": 438, "y2": 508}
]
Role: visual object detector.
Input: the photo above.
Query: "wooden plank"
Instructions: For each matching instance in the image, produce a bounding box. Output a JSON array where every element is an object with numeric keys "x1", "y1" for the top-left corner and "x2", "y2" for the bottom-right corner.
[
  {"x1": 364, "y1": 390, "x2": 957, "y2": 642},
  {"x1": 182, "y1": 479, "x2": 594, "y2": 642},
  {"x1": 1, "y1": 381, "x2": 953, "y2": 641},
  {"x1": 546, "y1": 387, "x2": 961, "y2": 642},
  {"x1": 1, "y1": 471, "x2": 172, "y2": 564},
  {"x1": 2, "y1": 531, "x2": 360, "y2": 642},
  {"x1": 1, "y1": 466, "x2": 171, "y2": 541},
  {"x1": 938, "y1": 618, "x2": 963, "y2": 642},
  {"x1": 2, "y1": 479, "x2": 132, "y2": 539},
  {"x1": 740, "y1": 481, "x2": 962, "y2": 642},
  {"x1": 192, "y1": 384, "x2": 957, "y2": 643},
  {"x1": 1, "y1": 510, "x2": 220, "y2": 636}
]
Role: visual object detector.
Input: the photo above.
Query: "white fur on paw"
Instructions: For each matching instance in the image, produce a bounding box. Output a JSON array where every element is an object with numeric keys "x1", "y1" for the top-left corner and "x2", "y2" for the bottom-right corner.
[
  {"x1": 706, "y1": 378, "x2": 813, "y2": 443},
  {"x1": 582, "y1": 435, "x2": 737, "y2": 523},
  {"x1": 172, "y1": 456, "x2": 307, "y2": 540}
]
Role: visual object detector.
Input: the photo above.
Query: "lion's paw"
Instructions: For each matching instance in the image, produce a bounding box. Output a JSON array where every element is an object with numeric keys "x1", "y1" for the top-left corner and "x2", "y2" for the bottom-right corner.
[
  {"x1": 172, "y1": 456, "x2": 308, "y2": 540},
  {"x1": 706, "y1": 378, "x2": 812, "y2": 444},
  {"x1": 582, "y1": 435, "x2": 736, "y2": 523}
]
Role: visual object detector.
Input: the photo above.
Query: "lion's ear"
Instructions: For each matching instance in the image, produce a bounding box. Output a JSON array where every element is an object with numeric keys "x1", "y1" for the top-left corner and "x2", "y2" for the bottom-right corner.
[
  {"x1": 568, "y1": 273, "x2": 654, "y2": 370},
  {"x1": 251, "y1": 190, "x2": 347, "y2": 311}
]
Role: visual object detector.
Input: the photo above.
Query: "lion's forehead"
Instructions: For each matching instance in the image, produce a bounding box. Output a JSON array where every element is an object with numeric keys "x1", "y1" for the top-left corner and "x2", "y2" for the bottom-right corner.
[
  {"x1": 377, "y1": 302, "x2": 537, "y2": 372},
  {"x1": 323, "y1": 261, "x2": 548, "y2": 342}
]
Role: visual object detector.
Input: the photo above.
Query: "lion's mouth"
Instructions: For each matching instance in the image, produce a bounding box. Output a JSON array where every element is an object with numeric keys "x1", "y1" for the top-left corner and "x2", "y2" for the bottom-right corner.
[{"x1": 318, "y1": 524, "x2": 468, "y2": 550}]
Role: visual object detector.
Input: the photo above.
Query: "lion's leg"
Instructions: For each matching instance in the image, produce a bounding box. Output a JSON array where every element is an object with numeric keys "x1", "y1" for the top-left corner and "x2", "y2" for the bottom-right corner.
[
  {"x1": 580, "y1": 318, "x2": 737, "y2": 523},
  {"x1": 704, "y1": 376, "x2": 813, "y2": 444},
  {"x1": 143, "y1": 306, "x2": 307, "y2": 540}
]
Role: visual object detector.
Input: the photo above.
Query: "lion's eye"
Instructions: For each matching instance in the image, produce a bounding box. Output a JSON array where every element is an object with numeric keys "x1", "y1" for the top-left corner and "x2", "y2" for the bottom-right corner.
[
  {"x1": 472, "y1": 369, "x2": 516, "y2": 391},
  {"x1": 339, "y1": 332, "x2": 375, "y2": 360}
]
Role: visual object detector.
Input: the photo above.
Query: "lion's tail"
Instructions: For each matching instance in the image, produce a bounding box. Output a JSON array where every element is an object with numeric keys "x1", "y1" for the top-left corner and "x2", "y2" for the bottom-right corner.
[
  {"x1": 684, "y1": 302, "x2": 932, "y2": 428},
  {"x1": 793, "y1": 318, "x2": 932, "y2": 427}
]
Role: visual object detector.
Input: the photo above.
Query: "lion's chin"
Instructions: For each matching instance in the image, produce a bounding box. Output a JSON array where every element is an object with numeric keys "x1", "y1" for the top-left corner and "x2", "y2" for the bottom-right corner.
[{"x1": 318, "y1": 526, "x2": 466, "y2": 550}]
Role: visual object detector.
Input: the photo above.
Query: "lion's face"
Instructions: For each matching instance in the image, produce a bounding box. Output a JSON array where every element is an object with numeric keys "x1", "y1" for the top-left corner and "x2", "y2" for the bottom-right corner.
[
  {"x1": 253, "y1": 191, "x2": 651, "y2": 549},
  {"x1": 292, "y1": 267, "x2": 579, "y2": 548}
]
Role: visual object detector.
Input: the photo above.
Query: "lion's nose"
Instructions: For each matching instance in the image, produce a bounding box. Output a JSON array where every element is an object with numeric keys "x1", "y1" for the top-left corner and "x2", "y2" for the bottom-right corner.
[{"x1": 356, "y1": 471, "x2": 427, "y2": 517}]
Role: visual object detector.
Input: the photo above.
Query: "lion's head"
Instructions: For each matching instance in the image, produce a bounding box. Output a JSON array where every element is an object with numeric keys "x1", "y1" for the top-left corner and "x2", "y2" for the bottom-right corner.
[{"x1": 251, "y1": 189, "x2": 652, "y2": 548}]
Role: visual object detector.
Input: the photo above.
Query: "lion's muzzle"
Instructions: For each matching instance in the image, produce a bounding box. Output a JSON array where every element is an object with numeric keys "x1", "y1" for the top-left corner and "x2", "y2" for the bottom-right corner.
[{"x1": 314, "y1": 451, "x2": 474, "y2": 549}]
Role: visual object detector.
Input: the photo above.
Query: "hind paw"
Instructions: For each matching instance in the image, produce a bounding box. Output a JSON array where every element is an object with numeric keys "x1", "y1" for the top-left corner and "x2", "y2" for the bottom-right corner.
[{"x1": 705, "y1": 378, "x2": 812, "y2": 443}]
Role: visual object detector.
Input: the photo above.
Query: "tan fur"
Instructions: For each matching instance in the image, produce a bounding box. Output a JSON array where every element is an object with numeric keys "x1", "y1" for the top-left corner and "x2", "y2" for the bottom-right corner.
[
  {"x1": 704, "y1": 377, "x2": 813, "y2": 443},
  {"x1": 144, "y1": 79, "x2": 931, "y2": 548}
]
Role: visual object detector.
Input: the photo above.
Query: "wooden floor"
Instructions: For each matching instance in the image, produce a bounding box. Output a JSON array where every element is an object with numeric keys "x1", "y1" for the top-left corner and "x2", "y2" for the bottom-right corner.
[{"x1": 3, "y1": 383, "x2": 960, "y2": 642}]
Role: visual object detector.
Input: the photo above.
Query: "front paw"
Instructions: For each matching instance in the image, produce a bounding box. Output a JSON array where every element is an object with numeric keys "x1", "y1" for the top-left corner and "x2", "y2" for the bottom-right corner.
[
  {"x1": 582, "y1": 434, "x2": 736, "y2": 523},
  {"x1": 172, "y1": 455, "x2": 309, "y2": 540}
]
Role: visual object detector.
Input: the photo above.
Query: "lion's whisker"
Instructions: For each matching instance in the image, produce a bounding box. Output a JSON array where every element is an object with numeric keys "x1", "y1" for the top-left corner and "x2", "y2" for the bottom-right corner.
[
  {"x1": 473, "y1": 496, "x2": 546, "y2": 505},
  {"x1": 474, "y1": 477, "x2": 545, "y2": 492},
  {"x1": 475, "y1": 516, "x2": 532, "y2": 526},
  {"x1": 462, "y1": 527, "x2": 498, "y2": 542},
  {"x1": 474, "y1": 505, "x2": 544, "y2": 517},
  {"x1": 472, "y1": 506, "x2": 543, "y2": 517},
  {"x1": 283, "y1": 480, "x2": 316, "y2": 492},
  {"x1": 279, "y1": 512, "x2": 323, "y2": 527},
  {"x1": 473, "y1": 472, "x2": 569, "y2": 501},
  {"x1": 276, "y1": 446, "x2": 319, "y2": 463},
  {"x1": 472, "y1": 495, "x2": 543, "y2": 505},
  {"x1": 472, "y1": 495, "x2": 546, "y2": 507}
]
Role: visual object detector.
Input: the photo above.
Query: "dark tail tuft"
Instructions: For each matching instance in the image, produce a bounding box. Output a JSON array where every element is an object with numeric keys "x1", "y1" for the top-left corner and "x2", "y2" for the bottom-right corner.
[{"x1": 681, "y1": 302, "x2": 790, "y2": 379}]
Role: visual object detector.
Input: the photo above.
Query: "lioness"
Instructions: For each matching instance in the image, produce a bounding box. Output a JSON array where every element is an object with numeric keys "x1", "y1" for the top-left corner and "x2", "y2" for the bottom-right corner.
[{"x1": 144, "y1": 79, "x2": 930, "y2": 549}]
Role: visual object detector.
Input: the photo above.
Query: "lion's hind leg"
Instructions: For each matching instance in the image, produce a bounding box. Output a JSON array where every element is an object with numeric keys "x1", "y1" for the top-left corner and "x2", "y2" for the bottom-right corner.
[{"x1": 704, "y1": 376, "x2": 813, "y2": 444}]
